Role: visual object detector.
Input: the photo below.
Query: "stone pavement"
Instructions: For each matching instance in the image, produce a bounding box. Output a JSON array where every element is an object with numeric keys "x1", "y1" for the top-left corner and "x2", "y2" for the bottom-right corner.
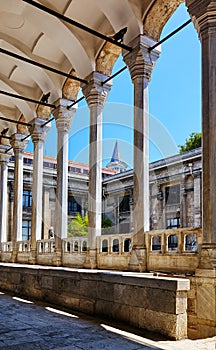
[{"x1": 0, "y1": 291, "x2": 215, "y2": 350}]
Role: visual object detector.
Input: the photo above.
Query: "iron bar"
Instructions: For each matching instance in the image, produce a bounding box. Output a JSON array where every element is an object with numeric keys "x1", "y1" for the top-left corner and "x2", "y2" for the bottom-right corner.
[
  {"x1": 101, "y1": 65, "x2": 127, "y2": 85},
  {"x1": 67, "y1": 96, "x2": 85, "y2": 110},
  {"x1": 41, "y1": 117, "x2": 55, "y2": 128},
  {"x1": 0, "y1": 115, "x2": 32, "y2": 127},
  {"x1": 21, "y1": 134, "x2": 31, "y2": 142},
  {"x1": 0, "y1": 48, "x2": 88, "y2": 84},
  {"x1": 22, "y1": 0, "x2": 132, "y2": 52},
  {"x1": 5, "y1": 146, "x2": 13, "y2": 153},
  {"x1": 149, "y1": 19, "x2": 192, "y2": 52},
  {"x1": 0, "y1": 135, "x2": 12, "y2": 140},
  {"x1": 0, "y1": 90, "x2": 56, "y2": 109}
]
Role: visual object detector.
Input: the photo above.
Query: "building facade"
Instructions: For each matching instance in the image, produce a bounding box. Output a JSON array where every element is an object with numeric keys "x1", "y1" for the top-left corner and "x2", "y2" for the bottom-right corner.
[{"x1": 5, "y1": 146, "x2": 202, "y2": 241}]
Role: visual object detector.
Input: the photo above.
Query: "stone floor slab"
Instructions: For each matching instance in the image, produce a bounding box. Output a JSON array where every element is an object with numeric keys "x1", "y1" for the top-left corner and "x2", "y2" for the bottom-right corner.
[{"x1": 0, "y1": 292, "x2": 215, "y2": 350}]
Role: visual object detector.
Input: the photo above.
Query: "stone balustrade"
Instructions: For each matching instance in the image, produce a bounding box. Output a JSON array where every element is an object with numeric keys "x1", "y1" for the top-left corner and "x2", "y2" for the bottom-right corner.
[{"x1": 0, "y1": 228, "x2": 202, "y2": 273}]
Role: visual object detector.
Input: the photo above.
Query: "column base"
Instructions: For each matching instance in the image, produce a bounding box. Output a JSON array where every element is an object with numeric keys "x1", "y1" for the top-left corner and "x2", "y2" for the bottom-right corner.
[
  {"x1": 188, "y1": 268, "x2": 216, "y2": 339},
  {"x1": 10, "y1": 243, "x2": 18, "y2": 263},
  {"x1": 52, "y1": 249, "x2": 62, "y2": 267},
  {"x1": 28, "y1": 249, "x2": 37, "y2": 265},
  {"x1": 83, "y1": 249, "x2": 97, "y2": 269},
  {"x1": 198, "y1": 244, "x2": 216, "y2": 269},
  {"x1": 128, "y1": 246, "x2": 147, "y2": 272}
]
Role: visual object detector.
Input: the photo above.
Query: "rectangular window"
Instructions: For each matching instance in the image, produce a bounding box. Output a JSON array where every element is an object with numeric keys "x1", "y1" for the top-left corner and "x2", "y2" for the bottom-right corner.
[
  {"x1": 165, "y1": 185, "x2": 180, "y2": 205},
  {"x1": 22, "y1": 220, "x2": 31, "y2": 240},
  {"x1": 68, "y1": 196, "x2": 81, "y2": 213},
  {"x1": 166, "y1": 218, "x2": 181, "y2": 229},
  {"x1": 23, "y1": 190, "x2": 32, "y2": 207}
]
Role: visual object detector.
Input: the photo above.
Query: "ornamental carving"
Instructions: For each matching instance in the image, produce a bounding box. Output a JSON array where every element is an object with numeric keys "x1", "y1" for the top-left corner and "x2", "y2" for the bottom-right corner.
[
  {"x1": 143, "y1": 0, "x2": 184, "y2": 41},
  {"x1": 62, "y1": 70, "x2": 80, "y2": 101},
  {"x1": 17, "y1": 115, "x2": 28, "y2": 135},
  {"x1": 96, "y1": 41, "x2": 122, "y2": 77}
]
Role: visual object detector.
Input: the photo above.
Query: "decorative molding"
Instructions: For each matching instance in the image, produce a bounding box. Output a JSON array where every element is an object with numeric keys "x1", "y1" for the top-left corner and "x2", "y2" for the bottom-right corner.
[
  {"x1": 96, "y1": 41, "x2": 122, "y2": 76},
  {"x1": 143, "y1": 0, "x2": 184, "y2": 41}
]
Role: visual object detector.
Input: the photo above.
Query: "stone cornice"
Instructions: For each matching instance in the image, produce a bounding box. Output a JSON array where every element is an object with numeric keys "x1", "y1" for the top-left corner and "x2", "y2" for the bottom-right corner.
[
  {"x1": 82, "y1": 72, "x2": 111, "y2": 109},
  {"x1": 123, "y1": 35, "x2": 160, "y2": 82}
]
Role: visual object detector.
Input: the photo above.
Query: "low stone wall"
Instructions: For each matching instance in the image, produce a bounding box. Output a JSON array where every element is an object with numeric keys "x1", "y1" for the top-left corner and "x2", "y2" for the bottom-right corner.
[{"x1": 0, "y1": 263, "x2": 189, "y2": 340}]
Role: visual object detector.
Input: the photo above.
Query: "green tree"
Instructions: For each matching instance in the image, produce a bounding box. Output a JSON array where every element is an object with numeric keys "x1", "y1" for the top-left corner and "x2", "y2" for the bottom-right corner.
[
  {"x1": 178, "y1": 132, "x2": 202, "y2": 154},
  {"x1": 68, "y1": 213, "x2": 112, "y2": 237},
  {"x1": 67, "y1": 213, "x2": 88, "y2": 237}
]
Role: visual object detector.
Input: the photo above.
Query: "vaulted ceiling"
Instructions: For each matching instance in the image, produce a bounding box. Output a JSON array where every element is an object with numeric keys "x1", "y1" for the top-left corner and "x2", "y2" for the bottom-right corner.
[{"x1": 0, "y1": 0, "x2": 184, "y2": 132}]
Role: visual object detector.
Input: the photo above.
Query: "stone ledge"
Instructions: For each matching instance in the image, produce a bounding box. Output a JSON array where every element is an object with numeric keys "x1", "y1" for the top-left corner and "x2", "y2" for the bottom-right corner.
[{"x1": 0, "y1": 263, "x2": 189, "y2": 339}]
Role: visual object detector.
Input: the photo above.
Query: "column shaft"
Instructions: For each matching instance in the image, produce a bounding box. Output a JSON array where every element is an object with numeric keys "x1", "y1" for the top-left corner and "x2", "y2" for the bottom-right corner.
[
  {"x1": 11, "y1": 134, "x2": 28, "y2": 242},
  {"x1": 53, "y1": 99, "x2": 76, "y2": 249},
  {"x1": 30, "y1": 118, "x2": 50, "y2": 249},
  {"x1": 82, "y1": 72, "x2": 111, "y2": 253},
  {"x1": 123, "y1": 36, "x2": 160, "y2": 245},
  {"x1": 88, "y1": 104, "x2": 103, "y2": 247},
  {"x1": 0, "y1": 148, "x2": 11, "y2": 243}
]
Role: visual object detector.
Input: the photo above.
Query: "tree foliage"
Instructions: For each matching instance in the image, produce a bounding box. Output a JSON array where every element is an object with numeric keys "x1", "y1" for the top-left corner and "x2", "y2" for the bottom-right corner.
[
  {"x1": 67, "y1": 213, "x2": 112, "y2": 237},
  {"x1": 67, "y1": 213, "x2": 88, "y2": 237},
  {"x1": 178, "y1": 132, "x2": 202, "y2": 154}
]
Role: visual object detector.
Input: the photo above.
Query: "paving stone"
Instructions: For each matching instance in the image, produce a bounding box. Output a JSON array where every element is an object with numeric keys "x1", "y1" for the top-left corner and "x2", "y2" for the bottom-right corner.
[{"x1": 0, "y1": 292, "x2": 215, "y2": 350}]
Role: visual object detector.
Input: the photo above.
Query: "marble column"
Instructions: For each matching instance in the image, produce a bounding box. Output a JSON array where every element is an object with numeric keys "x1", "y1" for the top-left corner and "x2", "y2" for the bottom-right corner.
[
  {"x1": 186, "y1": 0, "x2": 216, "y2": 268},
  {"x1": 10, "y1": 134, "x2": 29, "y2": 243},
  {"x1": 29, "y1": 118, "x2": 50, "y2": 261},
  {"x1": 123, "y1": 36, "x2": 160, "y2": 271},
  {"x1": 82, "y1": 72, "x2": 111, "y2": 268},
  {"x1": 193, "y1": 172, "x2": 201, "y2": 227},
  {"x1": 0, "y1": 146, "x2": 12, "y2": 243},
  {"x1": 186, "y1": 0, "x2": 216, "y2": 338},
  {"x1": 53, "y1": 99, "x2": 76, "y2": 255}
]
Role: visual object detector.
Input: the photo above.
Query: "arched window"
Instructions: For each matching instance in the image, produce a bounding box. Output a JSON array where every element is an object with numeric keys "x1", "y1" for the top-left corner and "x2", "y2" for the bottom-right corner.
[
  {"x1": 123, "y1": 238, "x2": 131, "y2": 252},
  {"x1": 66, "y1": 241, "x2": 70, "y2": 252},
  {"x1": 82, "y1": 240, "x2": 87, "y2": 252},
  {"x1": 102, "y1": 239, "x2": 108, "y2": 252},
  {"x1": 74, "y1": 241, "x2": 79, "y2": 252},
  {"x1": 151, "y1": 236, "x2": 161, "y2": 251},
  {"x1": 168, "y1": 234, "x2": 178, "y2": 251},
  {"x1": 185, "y1": 233, "x2": 197, "y2": 251},
  {"x1": 112, "y1": 239, "x2": 119, "y2": 252}
]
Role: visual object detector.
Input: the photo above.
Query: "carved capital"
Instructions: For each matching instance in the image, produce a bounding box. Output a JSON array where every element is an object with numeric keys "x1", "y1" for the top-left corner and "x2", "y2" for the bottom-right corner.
[
  {"x1": 10, "y1": 133, "x2": 29, "y2": 154},
  {"x1": 53, "y1": 99, "x2": 77, "y2": 133},
  {"x1": 123, "y1": 36, "x2": 160, "y2": 82},
  {"x1": 82, "y1": 72, "x2": 111, "y2": 109},
  {"x1": 186, "y1": 0, "x2": 216, "y2": 37},
  {"x1": 0, "y1": 145, "x2": 12, "y2": 164},
  {"x1": 29, "y1": 118, "x2": 50, "y2": 144}
]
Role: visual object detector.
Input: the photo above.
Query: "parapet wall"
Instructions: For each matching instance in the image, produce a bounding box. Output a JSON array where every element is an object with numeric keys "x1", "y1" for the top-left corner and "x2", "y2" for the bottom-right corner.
[{"x1": 0, "y1": 263, "x2": 189, "y2": 340}]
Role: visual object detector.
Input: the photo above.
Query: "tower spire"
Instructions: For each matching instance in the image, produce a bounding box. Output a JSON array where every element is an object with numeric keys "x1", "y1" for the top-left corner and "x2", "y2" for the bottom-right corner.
[{"x1": 106, "y1": 140, "x2": 128, "y2": 173}]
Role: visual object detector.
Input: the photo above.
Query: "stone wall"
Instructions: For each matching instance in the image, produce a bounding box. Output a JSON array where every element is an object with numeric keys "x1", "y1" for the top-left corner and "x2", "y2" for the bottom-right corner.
[{"x1": 0, "y1": 263, "x2": 189, "y2": 340}]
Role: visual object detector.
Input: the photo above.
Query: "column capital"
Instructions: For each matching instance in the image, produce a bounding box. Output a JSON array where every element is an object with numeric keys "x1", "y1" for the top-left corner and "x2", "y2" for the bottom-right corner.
[
  {"x1": 0, "y1": 145, "x2": 12, "y2": 164},
  {"x1": 29, "y1": 117, "x2": 50, "y2": 144},
  {"x1": 53, "y1": 99, "x2": 76, "y2": 133},
  {"x1": 186, "y1": 0, "x2": 216, "y2": 36},
  {"x1": 82, "y1": 72, "x2": 111, "y2": 109},
  {"x1": 123, "y1": 35, "x2": 160, "y2": 82},
  {"x1": 10, "y1": 133, "x2": 29, "y2": 154}
]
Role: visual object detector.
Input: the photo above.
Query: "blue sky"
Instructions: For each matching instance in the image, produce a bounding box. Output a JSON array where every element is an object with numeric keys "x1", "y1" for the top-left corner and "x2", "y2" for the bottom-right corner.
[{"x1": 33, "y1": 3, "x2": 201, "y2": 168}]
